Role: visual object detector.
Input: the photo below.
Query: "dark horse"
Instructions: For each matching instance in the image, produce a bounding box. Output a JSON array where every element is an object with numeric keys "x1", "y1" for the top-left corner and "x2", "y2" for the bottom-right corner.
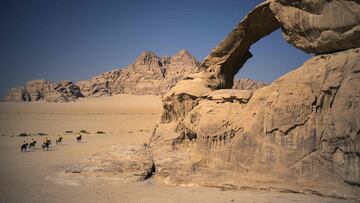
[
  {"x1": 29, "y1": 140, "x2": 37, "y2": 150},
  {"x1": 20, "y1": 143, "x2": 28, "y2": 152},
  {"x1": 76, "y1": 135, "x2": 82, "y2": 142},
  {"x1": 42, "y1": 140, "x2": 51, "y2": 151},
  {"x1": 56, "y1": 137, "x2": 63, "y2": 144}
]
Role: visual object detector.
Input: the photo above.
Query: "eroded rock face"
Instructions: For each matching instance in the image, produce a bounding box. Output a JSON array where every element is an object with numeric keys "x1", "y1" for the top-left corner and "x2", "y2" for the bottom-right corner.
[
  {"x1": 76, "y1": 69, "x2": 120, "y2": 97},
  {"x1": 191, "y1": 0, "x2": 360, "y2": 90},
  {"x1": 4, "y1": 80, "x2": 83, "y2": 102},
  {"x1": 76, "y1": 50, "x2": 200, "y2": 97},
  {"x1": 233, "y1": 78, "x2": 267, "y2": 91},
  {"x1": 200, "y1": 1, "x2": 280, "y2": 89},
  {"x1": 150, "y1": 0, "x2": 360, "y2": 200},
  {"x1": 151, "y1": 48, "x2": 360, "y2": 199},
  {"x1": 50, "y1": 145, "x2": 154, "y2": 185},
  {"x1": 270, "y1": 0, "x2": 360, "y2": 54},
  {"x1": 4, "y1": 50, "x2": 201, "y2": 101}
]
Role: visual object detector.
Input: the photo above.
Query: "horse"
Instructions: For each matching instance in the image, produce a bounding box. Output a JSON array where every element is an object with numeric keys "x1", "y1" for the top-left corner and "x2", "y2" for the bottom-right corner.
[
  {"x1": 29, "y1": 140, "x2": 37, "y2": 150},
  {"x1": 20, "y1": 143, "x2": 28, "y2": 152},
  {"x1": 76, "y1": 135, "x2": 82, "y2": 142},
  {"x1": 42, "y1": 140, "x2": 51, "y2": 151},
  {"x1": 56, "y1": 136, "x2": 63, "y2": 144}
]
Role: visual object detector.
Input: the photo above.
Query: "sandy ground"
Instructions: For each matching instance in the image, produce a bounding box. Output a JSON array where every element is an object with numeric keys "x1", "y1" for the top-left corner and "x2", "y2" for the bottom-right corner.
[{"x1": 0, "y1": 94, "x2": 356, "y2": 203}]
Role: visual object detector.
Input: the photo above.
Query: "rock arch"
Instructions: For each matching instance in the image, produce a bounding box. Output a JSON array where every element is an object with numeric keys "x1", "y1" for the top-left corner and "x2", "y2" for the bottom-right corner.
[
  {"x1": 200, "y1": 0, "x2": 360, "y2": 89},
  {"x1": 151, "y1": 0, "x2": 360, "y2": 199},
  {"x1": 200, "y1": 1, "x2": 280, "y2": 89},
  {"x1": 158, "y1": 0, "x2": 360, "y2": 124}
]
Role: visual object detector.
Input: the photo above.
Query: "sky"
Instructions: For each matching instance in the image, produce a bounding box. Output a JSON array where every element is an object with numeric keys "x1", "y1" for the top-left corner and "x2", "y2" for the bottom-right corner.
[{"x1": 0, "y1": 0, "x2": 311, "y2": 98}]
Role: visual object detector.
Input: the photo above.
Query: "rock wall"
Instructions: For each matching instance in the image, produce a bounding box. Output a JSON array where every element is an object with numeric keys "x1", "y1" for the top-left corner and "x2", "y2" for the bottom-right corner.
[
  {"x1": 76, "y1": 50, "x2": 200, "y2": 97},
  {"x1": 150, "y1": 0, "x2": 360, "y2": 200},
  {"x1": 4, "y1": 50, "x2": 201, "y2": 101},
  {"x1": 4, "y1": 80, "x2": 83, "y2": 102},
  {"x1": 233, "y1": 78, "x2": 267, "y2": 91}
]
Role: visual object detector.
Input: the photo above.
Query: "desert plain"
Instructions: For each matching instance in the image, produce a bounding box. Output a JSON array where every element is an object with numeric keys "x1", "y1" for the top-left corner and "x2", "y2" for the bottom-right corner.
[{"x1": 0, "y1": 94, "x2": 356, "y2": 203}]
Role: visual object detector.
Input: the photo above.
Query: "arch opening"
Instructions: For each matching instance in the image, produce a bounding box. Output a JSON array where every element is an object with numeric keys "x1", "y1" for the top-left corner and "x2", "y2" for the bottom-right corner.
[
  {"x1": 200, "y1": 1, "x2": 281, "y2": 89},
  {"x1": 235, "y1": 29, "x2": 312, "y2": 84}
]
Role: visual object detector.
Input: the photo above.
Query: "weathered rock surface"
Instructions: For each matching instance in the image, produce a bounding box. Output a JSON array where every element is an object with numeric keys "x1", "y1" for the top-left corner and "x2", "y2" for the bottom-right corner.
[
  {"x1": 51, "y1": 145, "x2": 154, "y2": 185},
  {"x1": 196, "y1": 0, "x2": 360, "y2": 90},
  {"x1": 151, "y1": 48, "x2": 360, "y2": 200},
  {"x1": 4, "y1": 80, "x2": 83, "y2": 102},
  {"x1": 270, "y1": 0, "x2": 360, "y2": 54},
  {"x1": 233, "y1": 78, "x2": 267, "y2": 91},
  {"x1": 149, "y1": 0, "x2": 360, "y2": 200},
  {"x1": 76, "y1": 50, "x2": 200, "y2": 97},
  {"x1": 76, "y1": 69, "x2": 121, "y2": 97}
]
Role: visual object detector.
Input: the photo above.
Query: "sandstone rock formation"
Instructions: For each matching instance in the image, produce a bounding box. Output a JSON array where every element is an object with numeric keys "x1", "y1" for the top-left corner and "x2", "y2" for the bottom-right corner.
[
  {"x1": 270, "y1": 0, "x2": 360, "y2": 54},
  {"x1": 4, "y1": 50, "x2": 202, "y2": 101},
  {"x1": 233, "y1": 78, "x2": 267, "y2": 91},
  {"x1": 76, "y1": 50, "x2": 200, "y2": 97},
  {"x1": 4, "y1": 80, "x2": 83, "y2": 102},
  {"x1": 51, "y1": 145, "x2": 154, "y2": 185},
  {"x1": 149, "y1": 0, "x2": 360, "y2": 200},
  {"x1": 4, "y1": 50, "x2": 268, "y2": 102}
]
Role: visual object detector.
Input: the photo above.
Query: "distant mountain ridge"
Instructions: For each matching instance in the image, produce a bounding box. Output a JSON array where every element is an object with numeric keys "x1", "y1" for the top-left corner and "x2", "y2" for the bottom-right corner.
[
  {"x1": 76, "y1": 49, "x2": 200, "y2": 97},
  {"x1": 4, "y1": 50, "x2": 267, "y2": 102}
]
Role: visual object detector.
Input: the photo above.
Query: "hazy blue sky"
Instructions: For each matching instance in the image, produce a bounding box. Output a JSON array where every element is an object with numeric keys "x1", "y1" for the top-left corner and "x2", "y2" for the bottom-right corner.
[{"x1": 0, "y1": 0, "x2": 311, "y2": 98}]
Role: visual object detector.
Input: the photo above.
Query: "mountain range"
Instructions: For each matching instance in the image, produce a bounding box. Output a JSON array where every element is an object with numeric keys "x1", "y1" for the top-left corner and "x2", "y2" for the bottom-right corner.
[{"x1": 4, "y1": 50, "x2": 266, "y2": 102}]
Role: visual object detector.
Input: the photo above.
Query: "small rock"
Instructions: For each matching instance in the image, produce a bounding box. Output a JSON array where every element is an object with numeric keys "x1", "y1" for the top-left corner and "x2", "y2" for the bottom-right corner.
[
  {"x1": 17, "y1": 133, "x2": 28, "y2": 137},
  {"x1": 38, "y1": 132, "x2": 48, "y2": 136}
]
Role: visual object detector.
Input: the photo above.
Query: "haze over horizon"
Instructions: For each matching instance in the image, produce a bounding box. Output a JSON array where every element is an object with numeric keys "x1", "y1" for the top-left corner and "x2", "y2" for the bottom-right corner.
[{"x1": 0, "y1": 0, "x2": 311, "y2": 98}]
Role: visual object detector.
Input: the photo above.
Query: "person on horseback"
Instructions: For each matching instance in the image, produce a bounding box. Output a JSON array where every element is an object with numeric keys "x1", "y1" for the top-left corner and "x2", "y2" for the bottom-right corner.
[
  {"x1": 21, "y1": 140, "x2": 28, "y2": 152},
  {"x1": 42, "y1": 138, "x2": 51, "y2": 151},
  {"x1": 29, "y1": 138, "x2": 37, "y2": 150},
  {"x1": 56, "y1": 135, "x2": 63, "y2": 144}
]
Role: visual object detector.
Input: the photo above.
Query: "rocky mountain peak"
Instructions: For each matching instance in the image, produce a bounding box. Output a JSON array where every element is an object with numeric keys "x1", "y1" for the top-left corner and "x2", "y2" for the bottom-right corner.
[
  {"x1": 175, "y1": 49, "x2": 191, "y2": 57},
  {"x1": 134, "y1": 51, "x2": 159, "y2": 66},
  {"x1": 171, "y1": 49, "x2": 198, "y2": 65}
]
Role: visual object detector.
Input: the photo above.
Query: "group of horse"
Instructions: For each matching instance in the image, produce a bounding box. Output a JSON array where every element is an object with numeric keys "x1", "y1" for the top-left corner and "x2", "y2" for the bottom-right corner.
[{"x1": 20, "y1": 134, "x2": 82, "y2": 152}]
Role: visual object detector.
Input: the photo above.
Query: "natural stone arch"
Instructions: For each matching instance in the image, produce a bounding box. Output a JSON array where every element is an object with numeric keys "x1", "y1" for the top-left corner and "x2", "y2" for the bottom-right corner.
[
  {"x1": 200, "y1": 1, "x2": 280, "y2": 89},
  {"x1": 158, "y1": 0, "x2": 360, "y2": 124},
  {"x1": 199, "y1": 0, "x2": 360, "y2": 89}
]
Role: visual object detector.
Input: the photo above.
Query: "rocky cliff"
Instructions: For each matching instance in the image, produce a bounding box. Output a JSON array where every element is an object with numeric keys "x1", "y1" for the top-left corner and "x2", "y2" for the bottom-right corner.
[
  {"x1": 3, "y1": 50, "x2": 200, "y2": 101},
  {"x1": 4, "y1": 50, "x2": 266, "y2": 102},
  {"x1": 233, "y1": 78, "x2": 267, "y2": 91},
  {"x1": 4, "y1": 80, "x2": 83, "y2": 102},
  {"x1": 149, "y1": 0, "x2": 360, "y2": 200},
  {"x1": 76, "y1": 50, "x2": 201, "y2": 97}
]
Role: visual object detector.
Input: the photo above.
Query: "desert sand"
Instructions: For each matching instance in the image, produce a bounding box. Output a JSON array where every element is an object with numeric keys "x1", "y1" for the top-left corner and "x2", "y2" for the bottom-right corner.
[{"x1": 0, "y1": 94, "x2": 356, "y2": 203}]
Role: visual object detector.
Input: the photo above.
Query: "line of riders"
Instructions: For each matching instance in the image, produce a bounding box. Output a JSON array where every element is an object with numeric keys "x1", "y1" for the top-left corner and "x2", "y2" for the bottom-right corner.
[{"x1": 20, "y1": 134, "x2": 82, "y2": 152}]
